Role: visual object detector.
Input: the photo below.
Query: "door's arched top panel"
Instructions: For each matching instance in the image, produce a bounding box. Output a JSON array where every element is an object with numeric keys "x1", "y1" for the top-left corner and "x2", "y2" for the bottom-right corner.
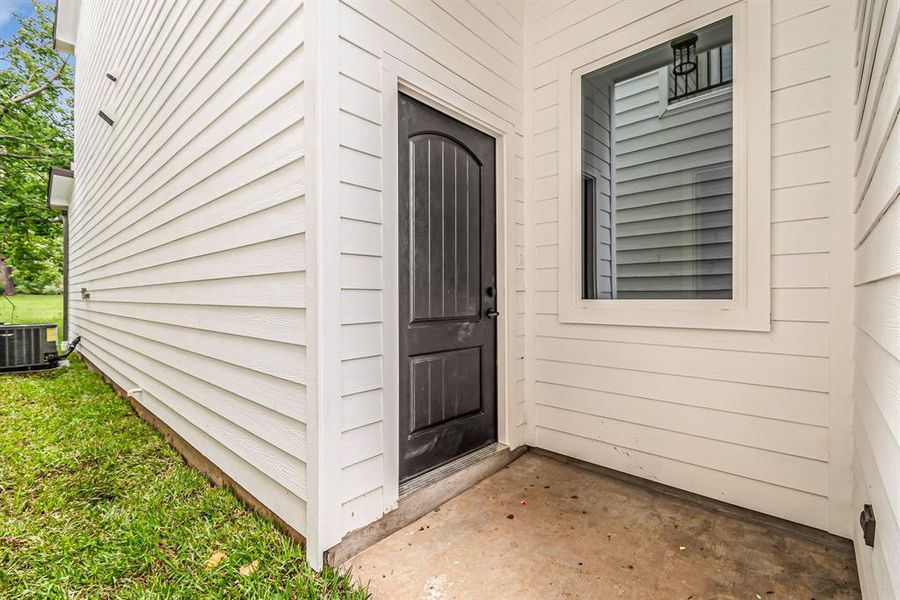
[
  {"x1": 410, "y1": 132, "x2": 484, "y2": 168},
  {"x1": 407, "y1": 134, "x2": 483, "y2": 323}
]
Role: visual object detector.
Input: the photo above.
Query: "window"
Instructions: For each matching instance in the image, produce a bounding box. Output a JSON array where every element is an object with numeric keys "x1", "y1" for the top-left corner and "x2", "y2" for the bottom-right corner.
[
  {"x1": 557, "y1": 3, "x2": 771, "y2": 330},
  {"x1": 582, "y1": 18, "x2": 734, "y2": 300}
]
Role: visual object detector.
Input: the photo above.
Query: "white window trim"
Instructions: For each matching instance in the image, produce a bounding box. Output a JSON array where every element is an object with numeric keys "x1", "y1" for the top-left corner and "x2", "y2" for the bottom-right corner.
[{"x1": 557, "y1": 1, "x2": 771, "y2": 331}]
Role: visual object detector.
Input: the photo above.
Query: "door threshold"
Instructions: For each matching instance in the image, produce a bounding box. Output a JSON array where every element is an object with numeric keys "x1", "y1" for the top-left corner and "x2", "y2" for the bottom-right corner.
[
  {"x1": 325, "y1": 443, "x2": 527, "y2": 566},
  {"x1": 399, "y1": 442, "x2": 506, "y2": 500}
]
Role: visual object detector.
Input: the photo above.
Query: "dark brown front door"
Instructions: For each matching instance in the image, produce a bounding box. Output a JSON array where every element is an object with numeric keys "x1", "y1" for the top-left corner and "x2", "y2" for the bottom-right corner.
[{"x1": 398, "y1": 94, "x2": 497, "y2": 482}]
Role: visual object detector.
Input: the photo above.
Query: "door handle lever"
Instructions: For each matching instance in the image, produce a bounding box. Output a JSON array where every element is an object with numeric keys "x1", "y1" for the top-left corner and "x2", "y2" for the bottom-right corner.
[{"x1": 486, "y1": 308, "x2": 499, "y2": 319}]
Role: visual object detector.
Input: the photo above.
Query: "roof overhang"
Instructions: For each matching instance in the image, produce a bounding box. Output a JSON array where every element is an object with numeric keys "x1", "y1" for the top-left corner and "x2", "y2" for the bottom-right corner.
[
  {"x1": 46, "y1": 167, "x2": 74, "y2": 211},
  {"x1": 53, "y1": 0, "x2": 80, "y2": 55}
]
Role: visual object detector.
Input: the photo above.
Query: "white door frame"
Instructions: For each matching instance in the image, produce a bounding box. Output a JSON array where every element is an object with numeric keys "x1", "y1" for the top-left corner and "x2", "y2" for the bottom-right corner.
[{"x1": 379, "y1": 52, "x2": 518, "y2": 512}]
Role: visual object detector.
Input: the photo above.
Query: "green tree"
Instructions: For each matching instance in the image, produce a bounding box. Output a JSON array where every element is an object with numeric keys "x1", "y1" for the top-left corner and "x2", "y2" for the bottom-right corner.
[{"x1": 0, "y1": 0, "x2": 73, "y2": 295}]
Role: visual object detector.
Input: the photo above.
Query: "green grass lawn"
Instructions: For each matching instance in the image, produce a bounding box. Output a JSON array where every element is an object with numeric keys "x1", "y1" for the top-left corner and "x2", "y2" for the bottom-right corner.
[
  {"x1": 0, "y1": 301, "x2": 366, "y2": 598},
  {"x1": 0, "y1": 294, "x2": 63, "y2": 334}
]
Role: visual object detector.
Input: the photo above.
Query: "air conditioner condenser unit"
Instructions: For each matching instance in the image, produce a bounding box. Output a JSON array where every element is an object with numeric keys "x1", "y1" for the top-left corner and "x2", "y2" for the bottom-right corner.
[{"x1": 0, "y1": 324, "x2": 80, "y2": 373}]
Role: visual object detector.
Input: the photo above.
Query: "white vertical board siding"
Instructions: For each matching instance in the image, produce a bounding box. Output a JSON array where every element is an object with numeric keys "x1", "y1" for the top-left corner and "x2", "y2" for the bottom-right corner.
[
  {"x1": 528, "y1": 0, "x2": 850, "y2": 532},
  {"x1": 852, "y1": 0, "x2": 900, "y2": 597},
  {"x1": 333, "y1": 0, "x2": 527, "y2": 540},
  {"x1": 68, "y1": 0, "x2": 308, "y2": 535}
]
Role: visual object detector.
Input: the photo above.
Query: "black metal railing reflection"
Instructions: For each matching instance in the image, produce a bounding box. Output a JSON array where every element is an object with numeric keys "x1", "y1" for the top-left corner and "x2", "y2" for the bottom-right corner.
[{"x1": 669, "y1": 44, "x2": 732, "y2": 103}]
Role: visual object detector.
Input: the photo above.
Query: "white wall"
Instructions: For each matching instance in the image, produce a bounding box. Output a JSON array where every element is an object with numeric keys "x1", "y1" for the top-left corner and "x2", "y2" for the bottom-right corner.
[
  {"x1": 68, "y1": 0, "x2": 308, "y2": 537},
  {"x1": 527, "y1": 0, "x2": 855, "y2": 535},
  {"x1": 851, "y1": 0, "x2": 900, "y2": 596},
  {"x1": 64, "y1": 0, "x2": 888, "y2": 579},
  {"x1": 320, "y1": 0, "x2": 528, "y2": 556}
]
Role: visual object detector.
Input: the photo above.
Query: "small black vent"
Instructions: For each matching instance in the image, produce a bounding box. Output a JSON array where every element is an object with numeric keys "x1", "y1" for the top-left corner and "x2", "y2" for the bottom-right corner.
[
  {"x1": 860, "y1": 504, "x2": 876, "y2": 547},
  {"x1": 98, "y1": 109, "x2": 115, "y2": 126}
]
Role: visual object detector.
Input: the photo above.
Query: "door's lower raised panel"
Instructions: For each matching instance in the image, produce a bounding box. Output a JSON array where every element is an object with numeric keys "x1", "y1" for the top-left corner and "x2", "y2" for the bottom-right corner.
[{"x1": 409, "y1": 347, "x2": 483, "y2": 435}]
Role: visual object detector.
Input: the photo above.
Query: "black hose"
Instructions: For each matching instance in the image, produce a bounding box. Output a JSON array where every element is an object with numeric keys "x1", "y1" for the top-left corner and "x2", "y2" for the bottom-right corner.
[{"x1": 47, "y1": 335, "x2": 81, "y2": 362}]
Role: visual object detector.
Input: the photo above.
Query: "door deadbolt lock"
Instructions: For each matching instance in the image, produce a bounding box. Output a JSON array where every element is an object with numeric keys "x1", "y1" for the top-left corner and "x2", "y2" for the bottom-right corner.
[{"x1": 486, "y1": 286, "x2": 496, "y2": 297}]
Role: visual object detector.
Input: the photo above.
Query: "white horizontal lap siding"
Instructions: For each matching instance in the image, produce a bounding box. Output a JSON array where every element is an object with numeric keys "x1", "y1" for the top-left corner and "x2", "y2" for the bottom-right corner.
[
  {"x1": 335, "y1": 0, "x2": 526, "y2": 537},
  {"x1": 851, "y1": 0, "x2": 900, "y2": 597},
  {"x1": 69, "y1": 0, "x2": 308, "y2": 536},
  {"x1": 529, "y1": 0, "x2": 842, "y2": 531}
]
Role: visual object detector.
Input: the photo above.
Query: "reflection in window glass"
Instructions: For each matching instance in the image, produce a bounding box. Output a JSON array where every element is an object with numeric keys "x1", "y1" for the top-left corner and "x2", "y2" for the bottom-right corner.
[{"x1": 582, "y1": 18, "x2": 733, "y2": 299}]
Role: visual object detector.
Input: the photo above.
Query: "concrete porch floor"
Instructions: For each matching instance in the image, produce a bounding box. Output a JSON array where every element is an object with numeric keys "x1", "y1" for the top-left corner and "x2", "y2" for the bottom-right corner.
[{"x1": 344, "y1": 452, "x2": 861, "y2": 599}]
